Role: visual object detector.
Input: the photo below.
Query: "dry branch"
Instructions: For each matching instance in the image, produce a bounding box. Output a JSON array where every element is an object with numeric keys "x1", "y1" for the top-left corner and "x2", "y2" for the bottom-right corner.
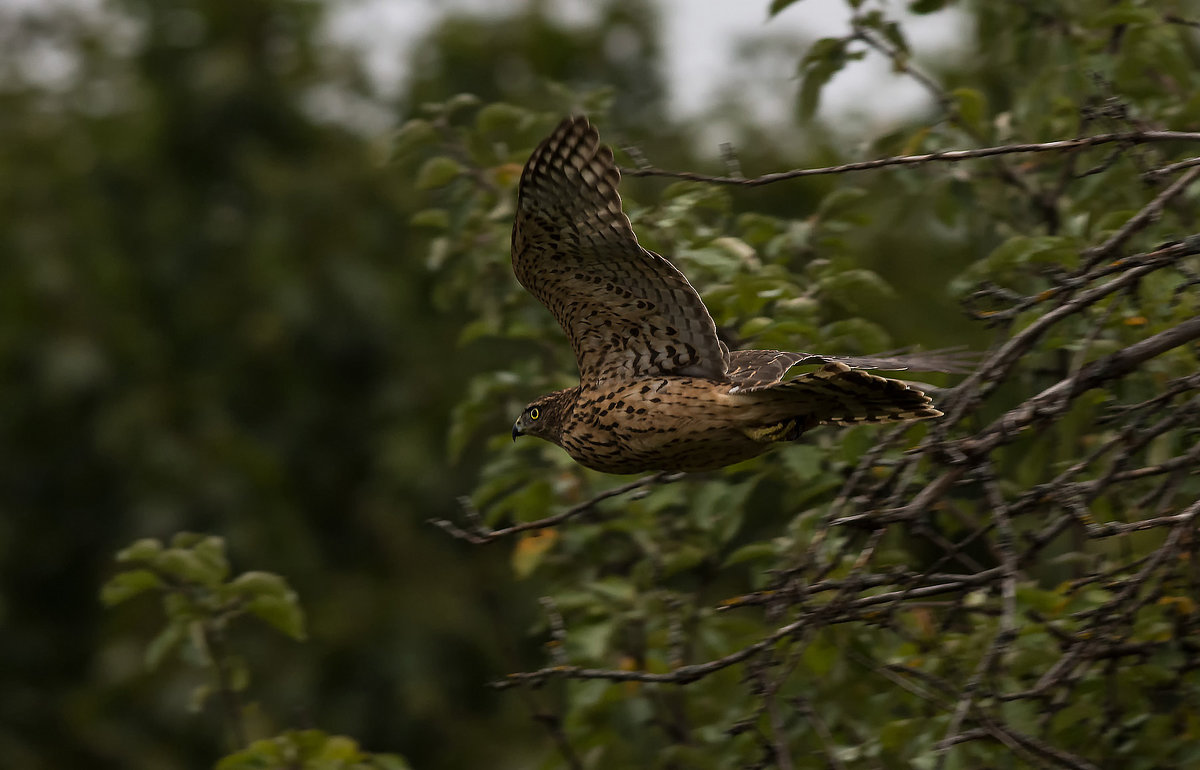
[{"x1": 620, "y1": 131, "x2": 1200, "y2": 186}]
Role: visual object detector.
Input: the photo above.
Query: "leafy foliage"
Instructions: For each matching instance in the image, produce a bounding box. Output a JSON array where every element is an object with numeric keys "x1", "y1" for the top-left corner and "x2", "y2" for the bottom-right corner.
[
  {"x1": 102, "y1": 534, "x2": 306, "y2": 742},
  {"x1": 217, "y1": 730, "x2": 409, "y2": 770},
  {"x1": 5, "y1": 0, "x2": 1200, "y2": 768},
  {"x1": 416, "y1": 2, "x2": 1200, "y2": 768}
]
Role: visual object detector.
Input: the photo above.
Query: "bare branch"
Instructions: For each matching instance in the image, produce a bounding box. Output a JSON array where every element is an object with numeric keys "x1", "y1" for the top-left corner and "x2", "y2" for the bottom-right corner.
[
  {"x1": 430, "y1": 472, "x2": 685, "y2": 543},
  {"x1": 619, "y1": 131, "x2": 1200, "y2": 186}
]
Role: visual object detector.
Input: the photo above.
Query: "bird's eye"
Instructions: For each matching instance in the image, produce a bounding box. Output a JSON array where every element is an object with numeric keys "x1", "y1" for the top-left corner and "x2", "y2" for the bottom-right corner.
[{"x1": 529, "y1": 407, "x2": 540, "y2": 420}]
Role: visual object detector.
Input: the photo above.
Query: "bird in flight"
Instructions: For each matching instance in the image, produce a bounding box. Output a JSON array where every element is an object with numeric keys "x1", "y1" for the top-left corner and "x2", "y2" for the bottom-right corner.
[{"x1": 510, "y1": 116, "x2": 948, "y2": 474}]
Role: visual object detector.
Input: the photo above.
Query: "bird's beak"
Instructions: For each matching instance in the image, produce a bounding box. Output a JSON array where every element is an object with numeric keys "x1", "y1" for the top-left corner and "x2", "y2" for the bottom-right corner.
[{"x1": 511, "y1": 422, "x2": 521, "y2": 441}]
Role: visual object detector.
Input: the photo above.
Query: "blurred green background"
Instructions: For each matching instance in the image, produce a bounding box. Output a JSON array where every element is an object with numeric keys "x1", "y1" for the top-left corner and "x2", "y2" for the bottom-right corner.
[{"x1": 0, "y1": 1, "x2": 558, "y2": 766}]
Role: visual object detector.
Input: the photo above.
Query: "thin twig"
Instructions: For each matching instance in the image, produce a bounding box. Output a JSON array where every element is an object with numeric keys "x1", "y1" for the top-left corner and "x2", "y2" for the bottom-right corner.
[
  {"x1": 619, "y1": 131, "x2": 1200, "y2": 186},
  {"x1": 429, "y1": 472, "x2": 685, "y2": 543},
  {"x1": 1083, "y1": 164, "x2": 1200, "y2": 268}
]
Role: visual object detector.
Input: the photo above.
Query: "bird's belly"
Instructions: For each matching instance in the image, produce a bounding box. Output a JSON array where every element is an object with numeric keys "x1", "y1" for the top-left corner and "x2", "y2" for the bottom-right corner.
[{"x1": 561, "y1": 378, "x2": 772, "y2": 473}]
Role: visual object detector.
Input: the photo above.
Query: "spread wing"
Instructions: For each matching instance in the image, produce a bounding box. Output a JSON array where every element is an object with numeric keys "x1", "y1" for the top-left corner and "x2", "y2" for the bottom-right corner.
[
  {"x1": 512, "y1": 116, "x2": 728, "y2": 385},
  {"x1": 726, "y1": 348, "x2": 976, "y2": 393}
]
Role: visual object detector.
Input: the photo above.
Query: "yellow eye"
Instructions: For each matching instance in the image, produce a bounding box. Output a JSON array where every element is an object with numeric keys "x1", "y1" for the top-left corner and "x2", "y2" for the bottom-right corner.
[{"x1": 529, "y1": 407, "x2": 540, "y2": 420}]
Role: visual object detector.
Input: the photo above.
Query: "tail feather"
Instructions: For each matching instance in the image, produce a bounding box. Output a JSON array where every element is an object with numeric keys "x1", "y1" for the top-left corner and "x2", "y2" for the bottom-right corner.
[{"x1": 771, "y1": 362, "x2": 942, "y2": 426}]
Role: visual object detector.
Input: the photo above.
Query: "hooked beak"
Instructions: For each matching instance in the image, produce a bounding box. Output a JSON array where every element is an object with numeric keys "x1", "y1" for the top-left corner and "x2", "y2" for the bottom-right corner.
[{"x1": 511, "y1": 422, "x2": 521, "y2": 441}]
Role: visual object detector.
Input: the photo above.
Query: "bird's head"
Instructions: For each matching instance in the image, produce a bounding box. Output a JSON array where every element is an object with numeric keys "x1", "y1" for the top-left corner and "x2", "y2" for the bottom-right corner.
[{"x1": 512, "y1": 388, "x2": 578, "y2": 444}]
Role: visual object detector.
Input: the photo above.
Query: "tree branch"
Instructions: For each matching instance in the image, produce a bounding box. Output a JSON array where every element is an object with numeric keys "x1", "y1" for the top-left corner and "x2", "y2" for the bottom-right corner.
[
  {"x1": 619, "y1": 131, "x2": 1200, "y2": 186},
  {"x1": 429, "y1": 472, "x2": 685, "y2": 544}
]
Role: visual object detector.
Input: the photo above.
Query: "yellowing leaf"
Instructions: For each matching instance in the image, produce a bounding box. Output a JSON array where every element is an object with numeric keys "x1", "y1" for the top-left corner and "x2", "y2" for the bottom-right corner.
[
  {"x1": 901, "y1": 126, "x2": 931, "y2": 156},
  {"x1": 1158, "y1": 595, "x2": 1197, "y2": 615},
  {"x1": 491, "y1": 162, "x2": 523, "y2": 188},
  {"x1": 512, "y1": 529, "x2": 558, "y2": 579}
]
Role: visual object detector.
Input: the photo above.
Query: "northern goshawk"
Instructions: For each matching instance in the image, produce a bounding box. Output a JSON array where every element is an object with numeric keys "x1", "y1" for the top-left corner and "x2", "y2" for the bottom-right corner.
[{"x1": 510, "y1": 116, "x2": 946, "y2": 474}]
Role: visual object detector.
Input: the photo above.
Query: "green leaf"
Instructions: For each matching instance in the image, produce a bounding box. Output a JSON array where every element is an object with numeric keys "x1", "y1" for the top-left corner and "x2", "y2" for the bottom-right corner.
[
  {"x1": 1051, "y1": 699, "x2": 1098, "y2": 732},
  {"x1": 722, "y1": 543, "x2": 778, "y2": 567},
  {"x1": 182, "y1": 620, "x2": 212, "y2": 667},
  {"x1": 821, "y1": 318, "x2": 891, "y2": 353},
  {"x1": 474, "y1": 102, "x2": 529, "y2": 134},
  {"x1": 909, "y1": 0, "x2": 949, "y2": 12},
  {"x1": 802, "y1": 634, "x2": 839, "y2": 675},
  {"x1": 488, "y1": 477, "x2": 555, "y2": 525},
  {"x1": 815, "y1": 187, "x2": 868, "y2": 219},
  {"x1": 817, "y1": 269, "x2": 897, "y2": 314},
  {"x1": 246, "y1": 594, "x2": 307, "y2": 641},
  {"x1": 455, "y1": 318, "x2": 496, "y2": 346},
  {"x1": 1016, "y1": 585, "x2": 1063, "y2": 615},
  {"x1": 662, "y1": 544, "x2": 708, "y2": 576},
  {"x1": 768, "y1": 0, "x2": 806, "y2": 17},
  {"x1": 837, "y1": 424, "x2": 877, "y2": 464},
  {"x1": 881, "y1": 718, "x2": 919, "y2": 751},
  {"x1": 217, "y1": 731, "x2": 411, "y2": 770},
  {"x1": 690, "y1": 479, "x2": 754, "y2": 541},
  {"x1": 678, "y1": 246, "x2": 742, "y2": 278},
  {"x1": 952, "y1": 235, "x2": 1080, "y2": 294},
  {"x1": 1001, "y1": 699, "x2": 1039, "y2": 733},
  {"x1": 1090, "y1": 5, "x2": 1158, "y2": 26},
  {"x1": 410, "y1": 208, "x2": 449, "y2": 229},
  {"x1": 445, "y1": 93, "x2": 482, "y2": 113},
  {"x1": 736, "y1": 212, "x2": 786, "y2": 246},
  {"x1": 713, "y1": 236, "x2": 758, "y2": 266},
  {"x1": 588, "y1": 577, "x2": 636, "y2": 604},
  {"x1": 191, "y1": 536, "x2": 230, "y2": 584},
  {"x1": 569, "y1": 621, "x2": 614, "y2": 661},
  {"x1": 1092, "y1": 209, "x2": 1138, "y2": 237},
  {"x1": 778, "y1": 444, "x2": 823, "y2": 480},
  {"x1": 100, "y1": 569, "x2": 164, "y2": 606},
  {"x1": 798, "y1": 38, "x2": 852, "y2": 119},
  {"x1": 881, "y1": 21, "x2": 910, "y2": 57},
  {"x1": 391, "y1": 119, "x2": 436, "y2": 158},
  {"x1": 952, "y1": 87, "x2": 987, "y2": 135},
  {"x1": 215, "y1": 739, "x2": 281, "y2": 770},
  {"x1": 116, "y1": 538, "x2": 163, "y2": 563},
  {"x1": 225, "y1": 570, "x2": 294, "y2": 601},
  {"x1": 631, "y1": 482, "x2": 686, "y2": 517},
  {"x1": 318, "y1": 734, "x2": 368, "y2": 761},
  {"x1": 156, "y1": 548, "x2": 222, "y2": 587},
  {"x1": 219, "y1": 730, "x2": 352, "y2": 770},
  {"x1": 169, "y1": 532, "x2": 208, "y2": 549},
  {"x1": 739, "y1": 317, "x2": 774, "y2": 337},
  {"x1": 415, "y1": 156, "x2": 465, "y2": 190},
  {"x1": 145, "y1": 621, "x2": 186, "y2": 670}
]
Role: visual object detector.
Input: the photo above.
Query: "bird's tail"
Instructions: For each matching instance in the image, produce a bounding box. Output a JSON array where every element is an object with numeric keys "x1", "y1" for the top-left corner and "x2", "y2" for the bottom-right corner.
[{"x1": 769, "y1": 362, "x2": 942, "y2": 427}]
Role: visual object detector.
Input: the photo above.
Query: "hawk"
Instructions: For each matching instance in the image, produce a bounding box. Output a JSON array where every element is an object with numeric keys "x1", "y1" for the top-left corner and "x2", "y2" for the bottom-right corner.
[{"x1": 510, "y1": 116, "x2": 946, "y2": 474}]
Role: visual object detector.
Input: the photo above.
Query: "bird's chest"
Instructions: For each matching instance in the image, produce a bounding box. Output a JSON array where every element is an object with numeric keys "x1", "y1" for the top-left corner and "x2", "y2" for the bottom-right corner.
[
  {"x1": 570, "y1": 378, "x2": 706, "y2": 433},
  {"x1": 556, "y1": 378, "x2": 758, "y2": 473}
]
